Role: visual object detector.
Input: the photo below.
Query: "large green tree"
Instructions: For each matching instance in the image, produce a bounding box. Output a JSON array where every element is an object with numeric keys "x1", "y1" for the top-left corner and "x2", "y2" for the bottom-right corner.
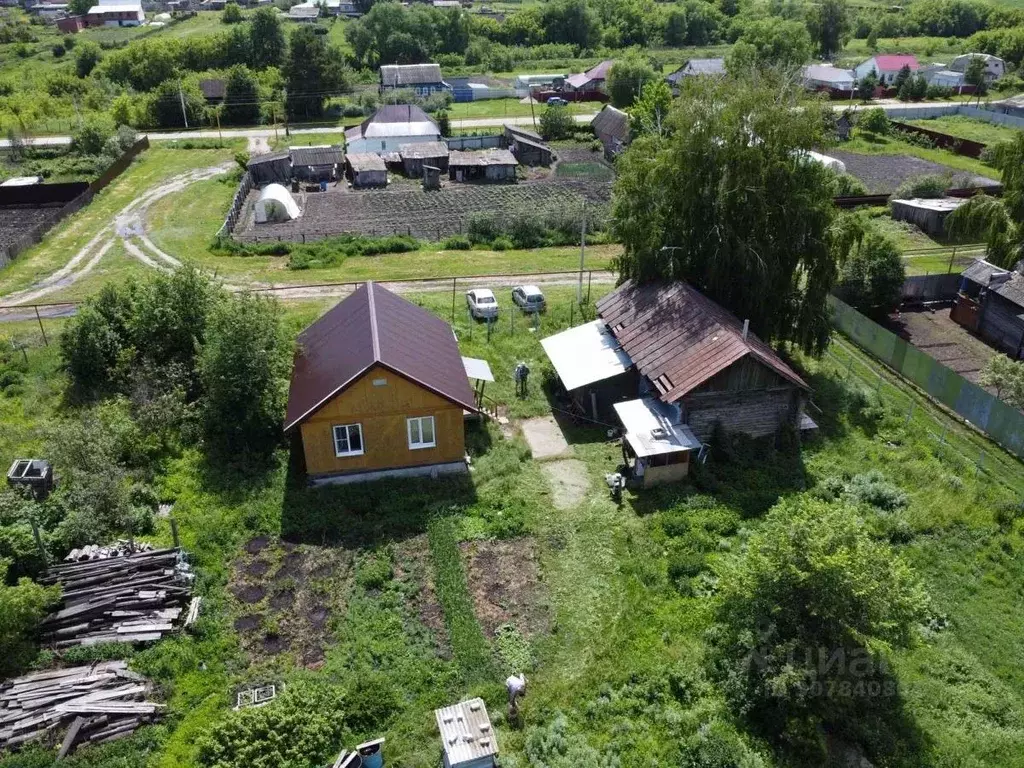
[
  {"x1": 249, "y1": 7, "x2": 286, "y2": 70},
  {"x1": 606, "y1": 53, "x2": 658, "y2": 108},
  {"x1": 223, "y1": 64, "x2": 260, "y2": 125},
  {"x1": 610, "y1": 75, "x2": 849, "y2": 354},
  {"x1": 806, "y1": 0, "x2": 849, "y2": 58},
  {"x1": 285, "y1": 26, "x2": 348, "y2": 120},
  {"x1": 711, "y1": 498, "x2": 928, "y2": 756},
  {"x1": 835, "y1": 227, "x2": 906, "y2": 316},
  {"x1": 727, "y1": 17, "x2": 813, "y2": 72},
  {"x1": 947, "y1": 133, "x2": 1024, "y2": 268}
]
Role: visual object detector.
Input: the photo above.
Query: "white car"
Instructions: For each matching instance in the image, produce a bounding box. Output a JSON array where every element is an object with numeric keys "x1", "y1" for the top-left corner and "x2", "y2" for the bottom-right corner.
[
  {"x1": 512, "y1": 285, "x2": 546, "y2": 313},
  {"x1": 466, "y1": 288, "x2": 499, "y2": 319}
]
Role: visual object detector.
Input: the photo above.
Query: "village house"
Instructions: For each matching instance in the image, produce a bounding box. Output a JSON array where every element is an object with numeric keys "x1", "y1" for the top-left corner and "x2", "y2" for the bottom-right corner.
[
  {"x1": 952, "y1": 260, "x2": 1024, "y2": 358},
  {"x1": 503, "y1": 125, "x2": 552, "y2": 166},
  {"x1": 541, "y1": 280, "x2": 812, "y2": 485},
  {"x1": 85, "y1": 0, "x2": 144, "y2": 26},
  {"x1": 853, "y1": 54, "x2": 919, "y2": 85},
  {"x1": 344, "y1": 105, "x2": 441, "y2": 154},
  {"x1": 448, "y1": 149, "x2": 517, "y2": 182},
  {"x1": 591, "y1": 105, "x2": 629, "y2": 161},
  {"x1": 285, "y1": 282, "x2": 483, "y2": 484},
  {"x1": 801, "y1": 65, "x2": 856, "y2": 93},
  {"x1": 951, "y1": 53, "x2": 1005, "y2": 82},
  {"x1": 379, "y1": 64, "x2": 450, "y2": 97},
  {"x1": 665, "y1": 58, "x2": 725, "y2": 92},
  {"x1": 563, "y1": 60, "x2": 614, "y2": 99}
]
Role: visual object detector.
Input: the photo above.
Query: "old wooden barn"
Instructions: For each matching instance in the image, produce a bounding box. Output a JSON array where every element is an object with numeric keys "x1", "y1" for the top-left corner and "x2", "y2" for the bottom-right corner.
[{"x1": 952, "y1": 259, "x2": 1024, "y2": 357}]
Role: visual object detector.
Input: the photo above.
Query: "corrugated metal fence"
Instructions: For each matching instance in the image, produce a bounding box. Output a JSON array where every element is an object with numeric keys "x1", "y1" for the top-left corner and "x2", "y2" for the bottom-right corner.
[
  {"x1": 831, "y1": 296, "x2": 1024, "y2": 459},
  {"x1": 902, "y1": 273, "x2": 962, "y2": 301}
]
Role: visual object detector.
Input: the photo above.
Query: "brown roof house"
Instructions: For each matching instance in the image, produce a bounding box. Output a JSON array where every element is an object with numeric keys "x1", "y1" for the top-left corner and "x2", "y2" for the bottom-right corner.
[
  {"x1": 285, "y1": 282, "x2": 481, "y2": 484},
  {"x1": 542, "y1": 281, "x2": 811, "y2": 486},
  {"x1": 591, "y1": 105, "x2": 629, "y2": 161}
]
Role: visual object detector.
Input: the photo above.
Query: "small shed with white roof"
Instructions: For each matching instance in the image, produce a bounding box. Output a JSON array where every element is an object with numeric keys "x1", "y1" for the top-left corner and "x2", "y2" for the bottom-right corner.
[{"x1": 435, "y1": 698, "x2": 498, "y2": 768}]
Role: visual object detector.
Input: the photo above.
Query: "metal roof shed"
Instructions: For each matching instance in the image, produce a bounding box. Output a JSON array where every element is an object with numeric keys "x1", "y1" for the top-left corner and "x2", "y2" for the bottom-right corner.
[
  {"x1": 540, "y1": 319, "x2": 633, "y2": 391},
  {"x1": 613, "y1": 397, "x2": 702, "y2": 487},
  {"x1": 435, "y1": 698, "x2": 498, "y2": 768}
]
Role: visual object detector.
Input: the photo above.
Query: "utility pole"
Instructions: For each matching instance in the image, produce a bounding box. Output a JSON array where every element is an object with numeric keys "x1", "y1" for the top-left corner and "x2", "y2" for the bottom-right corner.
[
  {"x1": 529, "y1": 89, "x2": 537, "y2": 133},
  {"x1": 577, "y1": 201, "x2": 586, "y2": 305},
  {"x1": 178, "y1": 80, "x2": 189, "y2": 129}
]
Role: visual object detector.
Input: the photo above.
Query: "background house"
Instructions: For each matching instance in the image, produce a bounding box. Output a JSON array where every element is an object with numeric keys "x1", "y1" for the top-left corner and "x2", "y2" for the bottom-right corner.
[
  {"x1": 504, "y1": 125, "x2": 552, "y2": 166},
  {"x1": 802, "y1": 65, "x2": 856, "y2": 92},
  {"x1": 952, "y1": 260, "x2": 1024, "y2": 357},
  {"x1": 563, "y1": 60, "x2": 613, "y2": 99},
  {"x1": 591, "y1": 105, "x2": 629, "y2": 161},
  {"x1": 951, "y1": 53, "x2": 1005, "y2": 81},
  {"x1": 665, "y1": 58, "x2": 726, "y2": 91},
  {"x1": 379, "y1": 64, "x2": 449, "y2": 97},
  {"x1": 344, "y1": 105, "x2": 441, "y2": 154},
  {"x1": 854, "y1": 54, "x2": 919, "y2": 85},
  {"x1": 85, "y1": 0, "x2": 144, "y2": 26},
  {"x1": 284, "y1": 282, "x2": 479, "y2": 484},
  {"x1": 448, "y1": 149, "x2": 517, "y2": 182}
]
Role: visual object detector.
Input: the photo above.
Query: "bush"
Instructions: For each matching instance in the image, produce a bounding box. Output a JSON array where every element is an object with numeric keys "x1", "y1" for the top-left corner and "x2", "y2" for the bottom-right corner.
[
  {"x1": 71, "y1": 116, "x2": 115, "y2": 156},
  {"x1": 222, "y1": 1, "x2": 243, "y2": 22},
  {"x1": 836, "y1": 228, "x2": 905, "y2": 315},
  {"x1": 74, "y1": 40, "x2": 101, "y2": 78},
  {"x1": 441, "y1": 235, "x2": 472, "y2": 250},
  {"x1": 858, "y1": 107, "x2": 890, "y2": 135},
  {"x1": 51, "y1": 43, "x2": 65, "y2": 58},
  {"x1": 355, "y1": 549, "x2": 394, "y2": 590},
  {"x1": 893, "y1": 173, "x2": 948, "y2": 200},
  {"x1": 491, "y1": 236, "x2": 514, "y2": 251},
  {"x1": 844, "y1": 470, "x2": 909, "y2": 510},
  {"x1": 538, "y1": 104, "x2": 575, "y2": 140},
  {"x1": 0, "y1": 561, "x2": 60, "y2": 678}
]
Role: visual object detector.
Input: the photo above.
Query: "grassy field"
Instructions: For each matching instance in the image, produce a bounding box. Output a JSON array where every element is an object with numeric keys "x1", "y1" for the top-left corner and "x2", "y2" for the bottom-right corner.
[
  {"x1": 906, "y1": 115, "x2": 1024, "y2": 146},
  {"x1": 4, "y1": 278, "x2": 1024, "y2": 766}
]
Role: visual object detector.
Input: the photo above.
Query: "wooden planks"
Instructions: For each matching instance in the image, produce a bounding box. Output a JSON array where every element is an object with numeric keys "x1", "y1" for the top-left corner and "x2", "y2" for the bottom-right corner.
[
  {"x1": 38, "y1": 548, "x2": 195, "y2": 648},
  {"x1": 0, "y1": 662, "x2": 162, "y2": 755}
]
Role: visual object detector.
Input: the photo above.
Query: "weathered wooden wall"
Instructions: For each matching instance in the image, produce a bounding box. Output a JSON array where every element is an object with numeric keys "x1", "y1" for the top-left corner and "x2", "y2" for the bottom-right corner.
[
  {"x1": 300, "y1": 365, "x2": 465, "y2": 477},
  {"x1": 682, "y1": 387, "x2": 801, "y2": 441},
  {"x1": 979, "y1": 293, "x2": 1024, "y2": 358}
]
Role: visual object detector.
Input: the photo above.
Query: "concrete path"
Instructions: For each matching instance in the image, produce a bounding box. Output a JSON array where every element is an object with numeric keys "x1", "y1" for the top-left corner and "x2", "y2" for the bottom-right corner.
[{"x1": 521, "y1": 415, "x2": 572, "y2": 460}]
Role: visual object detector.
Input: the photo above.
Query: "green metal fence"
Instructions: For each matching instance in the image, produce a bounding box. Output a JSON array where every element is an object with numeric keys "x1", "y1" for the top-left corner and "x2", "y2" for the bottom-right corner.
[{"x1": 830, "y1": 296, "x2": 1024, "y2": 461}]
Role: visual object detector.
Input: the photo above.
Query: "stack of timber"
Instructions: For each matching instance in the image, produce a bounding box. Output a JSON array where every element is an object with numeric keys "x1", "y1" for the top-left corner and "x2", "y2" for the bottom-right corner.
[
  {"x1": 38, "y1": 548, "x2": 196, "y2": 648},
  {"x1": 64, "y1": 540, "x2": 155, "y2": 563},
  {"x1": 0, "y1": 661, "x2": 162, "y2": 754}
]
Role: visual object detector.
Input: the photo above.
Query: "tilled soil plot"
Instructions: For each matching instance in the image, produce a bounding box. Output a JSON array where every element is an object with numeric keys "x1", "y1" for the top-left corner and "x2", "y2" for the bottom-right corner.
[
  {"x1": 0, "y1": 207, "x2": 61, "y2": 253},
  {"x1": 236, "y1": 177, "x2": 611, "y2": 242},
  {"x1": 460, "y1": 537, "x2": 549, "y2": 639},
  {"x1": 229, "y1": 537, "x2": 354, "y2": 668},
  {"x1": 886, "y1": 305, "x2": 996, "y2": 385},
  {"x1": 393, "y1": 534, "x2": 450, "y2": 657},
  {"x1": 828, "y1": 151, "x2": 999, "y2": 194}
]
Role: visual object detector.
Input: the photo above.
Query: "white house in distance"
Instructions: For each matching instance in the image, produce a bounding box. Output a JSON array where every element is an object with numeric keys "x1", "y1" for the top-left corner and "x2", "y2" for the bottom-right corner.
[
  {"x1": 802, "y1": 65, "x2": 857, "y2": 92},
  {"x1": 85, "y1": 0, "x2": 144, "y2": 26},
  {"x1": 951, "y1": 53, "x2": 1006, "y2": 82},
  {"x1": 344, "y1": 105, "x2": 441, "y2": 154},
  {"x1": 853, "y1": 54, "x2": 919, "y2": 85},
  {"x1": 920, "y1": 64, "x2": 965, "y2": 89}
]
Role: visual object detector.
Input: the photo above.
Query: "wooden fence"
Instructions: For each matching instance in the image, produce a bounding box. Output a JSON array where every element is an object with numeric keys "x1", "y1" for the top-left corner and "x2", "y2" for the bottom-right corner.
[
  {"x1": 0, "y1": 137, "x2": 150, "y2": 270},
  {"x1": 889, "y1": 121, "x2": 987, "y2": 158},
  {"x1": 215, "y1": 169, "x2": 253, "y2": 240}
]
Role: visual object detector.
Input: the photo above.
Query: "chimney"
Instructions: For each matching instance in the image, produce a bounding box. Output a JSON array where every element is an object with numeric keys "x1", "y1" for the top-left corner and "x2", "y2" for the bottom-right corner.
[{"x1": 742, "y1": 318, "x2": 749, "y2": 341}]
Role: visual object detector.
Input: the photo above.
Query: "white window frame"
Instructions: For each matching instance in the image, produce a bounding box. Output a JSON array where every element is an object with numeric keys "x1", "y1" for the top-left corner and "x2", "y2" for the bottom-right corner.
[
  {"x1": 407, "y1": 416, "x2": 436, "y2": 450},
  {"x1": 332, "y1": 423, "x2": 364, "y2": 457}
]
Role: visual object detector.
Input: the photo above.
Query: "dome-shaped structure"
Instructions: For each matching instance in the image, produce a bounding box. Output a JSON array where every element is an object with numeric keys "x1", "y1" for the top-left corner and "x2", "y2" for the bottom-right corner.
[{"x1": 254, "y1": 184, "x2": 300, "y2": 224}]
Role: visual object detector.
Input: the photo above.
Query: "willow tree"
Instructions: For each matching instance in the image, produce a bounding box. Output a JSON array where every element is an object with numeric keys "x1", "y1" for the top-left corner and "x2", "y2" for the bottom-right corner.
[
  {"x1": 947, "y1": 133, "x2": 1024, "y2": 269},
  {"x1": 610, "y1": 74, "x2": 849, "y2": 354}
]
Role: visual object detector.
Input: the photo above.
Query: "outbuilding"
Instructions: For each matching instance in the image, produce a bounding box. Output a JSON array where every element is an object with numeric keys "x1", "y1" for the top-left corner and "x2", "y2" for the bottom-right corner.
[
  {"x1": 435, "y1": 698, "x2": 498, "y2": 768},
  {"x1": 591, "y1": 105, "x2": 629, "y2": 161},
  {"x1": 346, "y1": 153, "x2": 388, "y2": 188},
  {"x1": 448, "y1": 149, "x2": 517, "y2": 182},
  {"x1": 285, "y1": 282, "x2": 480, "y2": 484},
  {"x1": 504, "y1": 125, "x2": 552, "y2": 166},
  {"x1": 890, "y1": 197, "x2": 965, "y2": 235},
  {"x1": 247, "y1": 152, "x2": 291, "y2": 186},
  {"x1": 85, "y1": 0, "x2": 144, "y2": 26},
  {"x1": 289, "y1": 145, "x2": 344, "y2": 183},
  {"x1": 253, "y1": 184, "x2": 300, "y2": 223},
  {"x1": 952, "y1": 260, "x2": 1024, "y2": 357},
  {"x1": 398, "y1": 142, "x2": 450, "y2": 178}
]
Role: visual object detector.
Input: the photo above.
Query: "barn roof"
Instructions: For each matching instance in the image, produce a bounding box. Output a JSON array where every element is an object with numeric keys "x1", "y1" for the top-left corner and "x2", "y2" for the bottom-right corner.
[
  {"x1": 285, "y1": 282, "x2": 477, "y2": 430},
  {"x1": 289, "y1": 145, "x2": 344, "y2": 167},
  {"x1": 591, "y1": 105, "x2": 629, "y2": 141},
  {"x1": 962, "y1": 259, "x2": 1024, "y2": 308},
  {"x1": 596, "y1": 280, "x2": 808, "y2": 403},
  {"x1": 380, "y1": 63, "x2": 444, "y2": 87},
  {"x1": 346, "y1": 153, "x2": 386, "y2": 172},
  {"x1": 398, "y1": 141, "x2": 450, "y2": 160},
  {"x1": 448, "y1": 148, "x2": 517, "y2": 166},
  {"x1": 246, "y1": 151, "x2": 290, "y2": 167}
]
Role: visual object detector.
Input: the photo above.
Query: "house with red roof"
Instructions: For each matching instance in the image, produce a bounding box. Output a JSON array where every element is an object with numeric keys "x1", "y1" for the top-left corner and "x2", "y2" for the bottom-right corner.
[
  {"x1": 563, "y1": 60, "x2": 614, "y2": 98},
  {"x1": 854, "y1": 55, "x2": 919, "y2": 85},
  {"x1": 285, "y1": 282, "x2": 487, "y2": 485}
]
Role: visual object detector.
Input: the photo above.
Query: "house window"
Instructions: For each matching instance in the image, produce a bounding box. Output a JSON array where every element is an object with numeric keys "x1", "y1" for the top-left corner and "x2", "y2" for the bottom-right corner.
[
  {"x1": 407, "y1": 416, "x2": 436, "y2": 450},
  {"x1": 332, "y1": 423, "x2": 364, "y2": 457}
]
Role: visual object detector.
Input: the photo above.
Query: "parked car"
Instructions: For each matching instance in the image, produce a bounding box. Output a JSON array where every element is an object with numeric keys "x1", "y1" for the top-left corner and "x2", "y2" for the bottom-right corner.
[
  {"x1": 512, "y1": 285, "x2": 546, "y2": 313},
  {"x1": 466, "y1": 288, "x2": 499, "y2": 319},
  {"x1": 547, "y1": 97, "x2": 568, "y2": 106}
]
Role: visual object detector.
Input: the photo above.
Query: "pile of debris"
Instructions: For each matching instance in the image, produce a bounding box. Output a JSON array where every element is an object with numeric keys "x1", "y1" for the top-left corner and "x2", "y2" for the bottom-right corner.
[
  {"x1": 0, "y1": 661, "x2": 162, "y2": 754},
  {"x1": 64, "y1": 541, "x2": 155, "y2": 563},
  {"x1": 38, "y1": 548, "x2": 199, "y2": 648}
]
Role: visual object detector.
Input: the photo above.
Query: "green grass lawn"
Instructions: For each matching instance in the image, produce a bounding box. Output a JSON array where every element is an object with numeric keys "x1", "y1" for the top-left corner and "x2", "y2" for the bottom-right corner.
[
  {"x1": 5, "y1": 283, "x2": 1024, "y2": 766},
  {"x1": 906, "y1": 115, "x2": 1024, "y2": 146}
]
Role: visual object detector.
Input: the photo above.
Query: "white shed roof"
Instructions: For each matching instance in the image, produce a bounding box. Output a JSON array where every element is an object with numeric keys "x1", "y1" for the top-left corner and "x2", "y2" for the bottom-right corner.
[
  {"x1": 540, "y1": 319, "x2": 633, "y2": 391},
  {"x1": 435, "y1": 698, "x2": 498, "y2": 766},
  {"x1": 462, "y1": 356, "x2": 494, "y2": 382},
  {"x1": 613, "y1": 398, "x2": 701, "y2": 458},
  {"x1": 0, "y1": 176, "x2": 43, "y2": 187}
]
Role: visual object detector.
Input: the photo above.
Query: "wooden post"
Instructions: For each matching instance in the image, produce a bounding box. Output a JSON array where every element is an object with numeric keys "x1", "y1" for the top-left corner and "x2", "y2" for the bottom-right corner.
[
  {"x1": 451, "y1": 277, "x2": 456, "y2": 324},
  {"x1": 169, "y1": 517, "x2": 180, "y2": 549},
  {"x1": 947, "y1": 247, "x2": 957, "y2": 274},
  {"x1": 34, "y1": 305, "x2": 47, "y2": 346},
  {"x1": 30, "y1": 519, "x2": 47, "y2": 566}
]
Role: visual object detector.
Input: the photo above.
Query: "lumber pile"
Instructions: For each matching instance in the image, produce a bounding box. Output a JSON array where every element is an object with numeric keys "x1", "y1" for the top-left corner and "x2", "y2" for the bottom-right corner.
[
  {"x1": 38, "y1": 548, "x2": 196, "y2": 648},
  {"x1": 0, "y1": 661, "x2": 162, "y2": 754},
  {"x1": 64, "y1": 540, "x2": 155, "y2": 563}
]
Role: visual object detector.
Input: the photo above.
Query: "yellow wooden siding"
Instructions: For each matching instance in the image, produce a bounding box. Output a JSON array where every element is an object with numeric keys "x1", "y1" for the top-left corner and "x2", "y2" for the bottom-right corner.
[{"x1": 299, "y1": 364, "x2": 466, "y2": 476}]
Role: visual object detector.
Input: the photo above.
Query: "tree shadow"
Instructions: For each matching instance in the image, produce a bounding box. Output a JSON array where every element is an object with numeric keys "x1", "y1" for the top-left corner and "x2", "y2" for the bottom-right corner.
[{"x1": 279, "y1": 439, "x2": 478, "y2": 549}]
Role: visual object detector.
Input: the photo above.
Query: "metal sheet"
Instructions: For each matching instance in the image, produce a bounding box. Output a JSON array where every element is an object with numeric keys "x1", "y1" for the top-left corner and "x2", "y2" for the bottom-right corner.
[
  {"x1": 462, "y1": 357, "x2": 494, "y2": 383},
  {"x1": 435, "y1": 698, "x2": 498, "y2": 766},
  {"x1": 613, "y1": 398, "x2": 701, "y2": 458},
  {"x1": 540, "y1": 320, "x2": 633, "y2": 391}
]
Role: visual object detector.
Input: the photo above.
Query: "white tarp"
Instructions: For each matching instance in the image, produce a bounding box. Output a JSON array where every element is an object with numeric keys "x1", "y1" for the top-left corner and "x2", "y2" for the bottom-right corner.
[
  {"x1": 613, "y1": 398, "x2": 702, "y2": 458},
  {"x1": 254, "y1": 184, "x2": 300, "y2": 224},
  {"x1": 540, "y1": 319, "x2": 633, "y2": 391},
  {"x1": 804, "y1": 151, "x2": 846, "y2": 174}
]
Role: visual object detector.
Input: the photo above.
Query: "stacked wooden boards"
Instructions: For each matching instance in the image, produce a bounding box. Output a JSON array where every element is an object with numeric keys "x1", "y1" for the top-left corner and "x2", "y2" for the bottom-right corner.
[
  {"x1": 38, "y1": 547, "x2": 197, "y2": 648},
  {"x1": 63, "y1": 541, "x2": 155, "y2": 563},
  {"x1": 0, "y1": 662, "x2": 162, "y2": 754}
]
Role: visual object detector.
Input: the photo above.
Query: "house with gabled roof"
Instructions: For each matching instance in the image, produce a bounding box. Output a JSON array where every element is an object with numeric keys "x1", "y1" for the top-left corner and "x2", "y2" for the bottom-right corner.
[
  {"x1": 285, "y1": 282, "x2": 487, "y2": 484},
  {"x1": 344, "y1": 104, "x2": 441, "y2": 154},
  {"x1": 854, "y1": 54, "x2": 919, "y2": 85},
  {"x1": 379, "y1": 63, "x2": 450, "y2": 97}
]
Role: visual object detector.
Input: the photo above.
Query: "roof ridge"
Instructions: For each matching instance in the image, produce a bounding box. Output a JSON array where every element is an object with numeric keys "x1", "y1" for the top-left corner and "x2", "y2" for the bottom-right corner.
[{"x1": 366, "y1": 281, "x2": 381, "y2": 362}]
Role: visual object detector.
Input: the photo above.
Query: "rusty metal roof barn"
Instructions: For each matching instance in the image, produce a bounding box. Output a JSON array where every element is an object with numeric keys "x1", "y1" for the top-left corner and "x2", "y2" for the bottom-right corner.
[
  {"x1": 289, "y1": 145, "x2": 344, "y2": 168},
  {"x1": 504, "y1": 124, "x2": 544, "y2": 142},
  {"x1": 285, "y1": 282, "x2": 477, "y2": 430},
  {"x1": 596, "y1": 281, "x2": 809, "y2": 402},
  {"x1": 448, "y1": 148, "x2": 517, "y2": 166},
  {"x1": 380, "y1": 63, "x2": 445, "y2": 88}
]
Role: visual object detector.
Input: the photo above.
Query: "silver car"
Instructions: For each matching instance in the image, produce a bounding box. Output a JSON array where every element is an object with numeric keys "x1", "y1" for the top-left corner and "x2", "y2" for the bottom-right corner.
[
  {"x1": 466, "y1": 288, "x2": 499, "y2": 319},
  {"x1": 512, "y1": 285, "x2": 546, "y2": 313}
]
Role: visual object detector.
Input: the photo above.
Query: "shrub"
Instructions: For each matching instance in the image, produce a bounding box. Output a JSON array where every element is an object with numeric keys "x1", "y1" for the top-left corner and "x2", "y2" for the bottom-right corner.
[
  {"x1": 858, "y1": 107, "x2": 890, "y2": 135},
  {"x1": 466, "y1": 213, "x2": 500, "y2": 244},
  {"x1": 845, "y1": 470, "x2": 909, "y2": 510},
  {"x1": 836, "y1": 228, "x2": 906, "y2": 315},
  {"x1": 538, "y1": 104, "x2": 575, "y2": 140},
  {"x1": 441, "y1": 235, "x2": 472, "y2": 250},
  {"x1": 71, "y1": 116, "x2": 115, "y2": 156},
  {"x1": 355, "y1": 549, "x2": 394, "y2": 590},
  {"x1": 667, "y1": 544, "x2": 706, "y2": 581},
  {"x1": 893, "y1": 173, "x2": 948, "y2": 200},
  {"x1": 74, "y1": 40, "x2": 101, "y2": 78},
  {"x1": 494, "y1": 623, "x2": 533, "y2": 674},
  {"x1": 0, "y1": 561, "x2": 60, "y2": 678},
  {"x1": 51, "y1": 43, "x2": 65, "y2": 58},
  {"x1": 491, "y1": 236, "x2": 514, "y2": 251},
  {"x1": 222, "y1": 1, "x2": 243, "y2": 23}
]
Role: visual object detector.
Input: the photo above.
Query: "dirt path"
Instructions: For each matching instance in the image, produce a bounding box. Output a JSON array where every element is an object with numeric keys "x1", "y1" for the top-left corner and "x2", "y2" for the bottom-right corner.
[
  {"x1": 247, "y1": 136, "x2": 271, "y2": 156},
  {"x1": 540, "y1": 460, "x2": 590, "y2": 510}
]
